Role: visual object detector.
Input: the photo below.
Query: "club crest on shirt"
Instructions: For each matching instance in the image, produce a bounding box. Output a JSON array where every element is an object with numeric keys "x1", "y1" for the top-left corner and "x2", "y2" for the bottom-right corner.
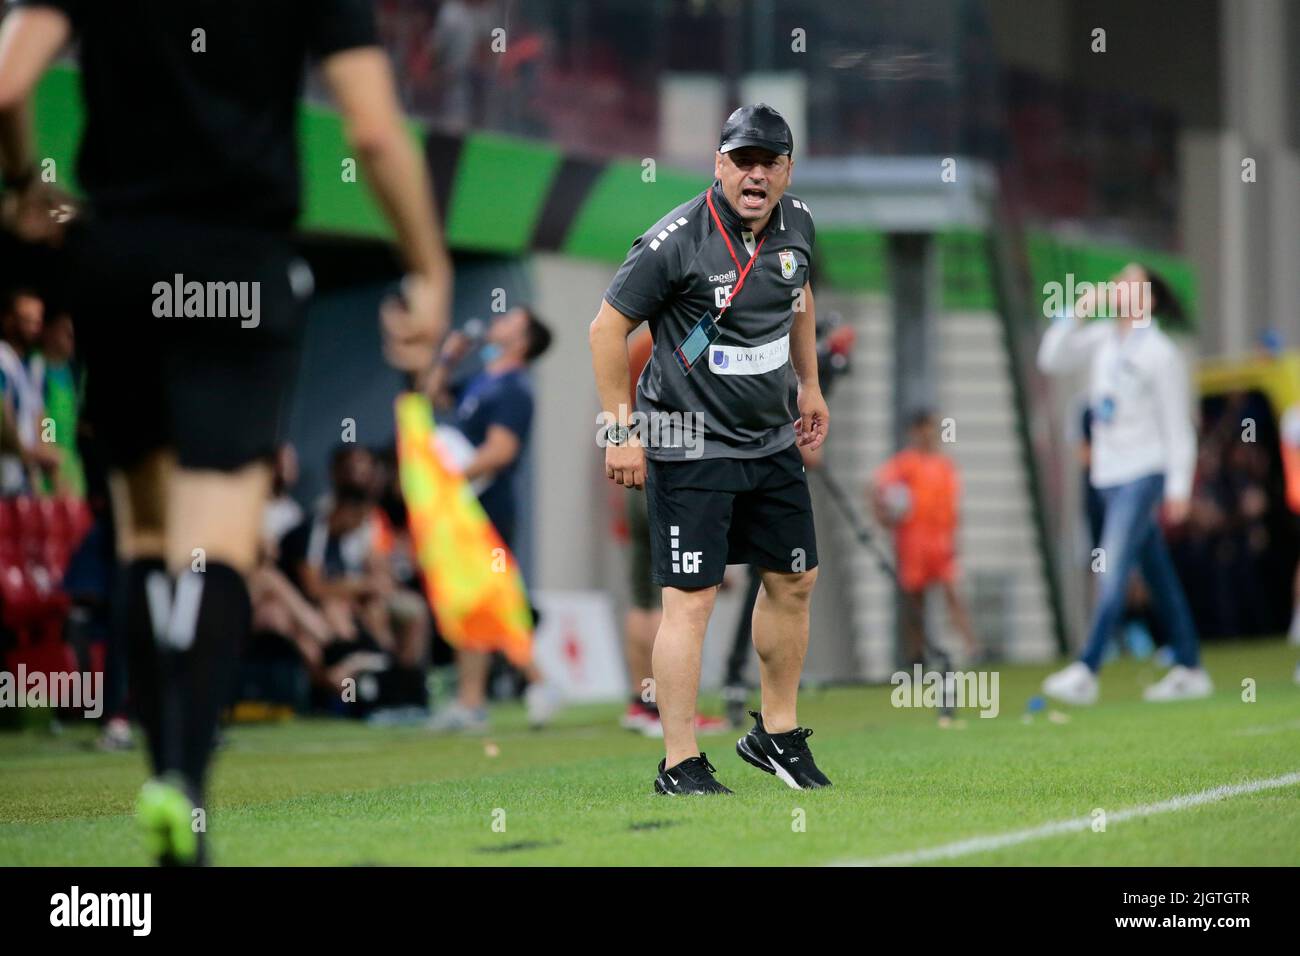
[{"x1": 779, "y1": 249, "x2": 797, "y2": 280}]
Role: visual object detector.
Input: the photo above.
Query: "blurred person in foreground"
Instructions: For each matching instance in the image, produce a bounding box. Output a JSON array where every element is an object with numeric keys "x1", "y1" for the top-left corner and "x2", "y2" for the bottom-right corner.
[
  {"x1": 423, "y1": 305, "x2": 556, "y2": 731},
  {"x1": 1037, "y1": 264, "x2": 1209, "y2": 704},
  {"x1": 0, "y1": 0, "x2": 450, "y2": 864},
  {"x1": 870, "y1": 408, "x2": 979, "y2": 664}
]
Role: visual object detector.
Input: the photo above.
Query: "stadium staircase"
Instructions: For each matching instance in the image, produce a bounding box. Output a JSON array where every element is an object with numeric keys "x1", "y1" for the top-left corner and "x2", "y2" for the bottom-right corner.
[{"x1": 825, "y1": 296, "x2": 1059, "y2": 680}]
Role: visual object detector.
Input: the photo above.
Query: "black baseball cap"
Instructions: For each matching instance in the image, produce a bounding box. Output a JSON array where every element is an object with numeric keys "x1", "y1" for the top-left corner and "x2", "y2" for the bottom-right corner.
[{"x1": 718, "y1": 104, "x2": 793, "y2": 156}]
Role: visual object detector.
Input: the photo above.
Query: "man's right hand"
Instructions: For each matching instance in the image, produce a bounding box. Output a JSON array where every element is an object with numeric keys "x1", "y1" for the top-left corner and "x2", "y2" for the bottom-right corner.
[
  {"x1": 381, "y1": 271, "x2": 450, "y2": 375},
  {"x1": 605, "y1": 442, "x2": 645, "y2": 489}
]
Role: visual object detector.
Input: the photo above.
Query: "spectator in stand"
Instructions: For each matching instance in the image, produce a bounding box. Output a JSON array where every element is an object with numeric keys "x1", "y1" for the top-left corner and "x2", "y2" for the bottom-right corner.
[
  {"x1": 425, "y1": 0, "x2": 493, "y2": 129},
  {"x1": 261, "y1": 443, "x2": 304, "y2": 559},
  {"x1": 278, "y1": 446, "x2": 424, "y2": 710},
  {"x1": 0, "y1": 287, "x2": 58, "y2": 493},
  {"x1": 37, "y1": 309, "x2": 84, "y2": 498},
  {"x1": 368, "y1": 444, "x2": 429, "y2": 679},
  {"x1": 1281, "y1": 400, "x2": 1300, "y2": 684},
  {"x1": 1283, "y1": 401, "x2": 1300, "y2": 655}
]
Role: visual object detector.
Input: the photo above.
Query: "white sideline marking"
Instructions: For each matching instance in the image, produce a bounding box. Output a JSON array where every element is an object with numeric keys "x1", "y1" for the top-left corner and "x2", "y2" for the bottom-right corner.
[
  {"x1": 831, "y1": 772, "x2": 1300, "y2": 867},
  {"x1": 1234, "y1": 720, "x2": 1300, "y2": 737}
]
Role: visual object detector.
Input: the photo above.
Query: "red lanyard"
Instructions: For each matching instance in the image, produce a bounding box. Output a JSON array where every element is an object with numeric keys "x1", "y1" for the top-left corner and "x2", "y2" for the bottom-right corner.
[{"x1": 706, "y1": 188, "x2": 765, "y2": 320}]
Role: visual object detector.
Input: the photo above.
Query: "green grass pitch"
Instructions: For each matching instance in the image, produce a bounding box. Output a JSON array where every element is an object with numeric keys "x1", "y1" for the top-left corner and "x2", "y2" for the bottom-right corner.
[{"x1": 2, "y1": 639, "x2": 1298, "y2": 866}]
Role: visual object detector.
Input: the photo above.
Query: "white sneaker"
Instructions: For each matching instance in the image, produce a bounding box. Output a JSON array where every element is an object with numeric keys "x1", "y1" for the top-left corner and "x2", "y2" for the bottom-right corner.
[
  {"x1": 1143, "y1": 665, "x2": 1213, "y2": 702},
  {"x1": 524, "y1": 682, "x2": 562, "y2": 729},
  {"x1": 1042, "y1": 661, "x2": 1099, "y2": 705},
  {"x1": 427, "y1": 702, "x2": 489, "y2": 734}
]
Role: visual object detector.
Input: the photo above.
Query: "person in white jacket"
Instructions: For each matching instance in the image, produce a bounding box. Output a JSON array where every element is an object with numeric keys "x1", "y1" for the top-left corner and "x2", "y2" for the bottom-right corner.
[{"x1": 1037, "y1": 263, "x2": 1211, "y2": 704}]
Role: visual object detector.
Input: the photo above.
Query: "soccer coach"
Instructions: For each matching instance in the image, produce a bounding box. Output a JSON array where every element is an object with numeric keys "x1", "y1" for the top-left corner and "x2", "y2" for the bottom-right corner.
[{"x1": 589, "y1": 105, "x2": 832, "y2": 794}]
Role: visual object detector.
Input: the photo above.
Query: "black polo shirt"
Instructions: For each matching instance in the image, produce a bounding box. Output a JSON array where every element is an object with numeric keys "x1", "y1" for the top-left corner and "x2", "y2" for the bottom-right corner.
[
  {"x1": 10, "y1": 0, "x2": 377, "y2": 229},
  {"x1": 604, "y1": 181, "x2": 815, "y2": 461}
]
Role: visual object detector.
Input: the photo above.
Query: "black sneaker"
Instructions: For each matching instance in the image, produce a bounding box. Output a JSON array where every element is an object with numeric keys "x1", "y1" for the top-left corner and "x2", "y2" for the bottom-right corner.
[
  {"x1": 736, "y1": 711, "x2": 832, "y2": 789},
  {"x1": 654, "y1": 753, "x2": 733, "y2": 795}
]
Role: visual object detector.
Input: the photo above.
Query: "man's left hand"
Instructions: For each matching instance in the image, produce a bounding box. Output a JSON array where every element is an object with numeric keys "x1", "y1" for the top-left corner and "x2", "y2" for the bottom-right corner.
[
  {"x1": 0, "y1": 181, "x2": 76, "y2": 246},
  {"x1": 796, "y1": 384, "x2": 829, "y2": 450}
]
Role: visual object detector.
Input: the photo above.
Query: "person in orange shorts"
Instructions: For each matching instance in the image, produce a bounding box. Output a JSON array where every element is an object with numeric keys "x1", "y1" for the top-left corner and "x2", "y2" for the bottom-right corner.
[{"x1": 870, "y1": 409, "x2": 979, "y2": 664}]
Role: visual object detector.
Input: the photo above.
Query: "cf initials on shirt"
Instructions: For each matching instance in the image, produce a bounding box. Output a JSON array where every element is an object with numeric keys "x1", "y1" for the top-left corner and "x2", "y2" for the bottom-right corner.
[{"x1": 713, "y1": 285, "x2": 733, "y2": 309}]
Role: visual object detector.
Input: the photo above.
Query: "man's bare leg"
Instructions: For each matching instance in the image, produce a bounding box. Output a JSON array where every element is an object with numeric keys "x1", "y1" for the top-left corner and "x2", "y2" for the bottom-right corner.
[
  {"x1": 146, "y1": 461, "x2": 269, "y2": 791},
  {"x1": 108, "y1": 449, "x2": 174, "y2": 564},
  {"x1": 165, "y1": 463, "x2": 271, "y2": 574},
  {"x1": 107, "y1": 451, "x2": 174, "y2": 777},
  {"x1": 750, "y1": 567, "x2": 817, "y2": 733},
  {"x1": 655, "y1": 585, "x2": 716, "y2": 767},
  {"x1": 109, "y1": 453, "x2": 270, "y2": 864},
  {"x1": 941, "y1": 580, "x2": 980, "y2": 658},
  {"x1": 901, "y1": 590, "x2": 927, "y2": 664},
  {"x1": 455, "y1": 649, "x2": 491, "y2": 710}
]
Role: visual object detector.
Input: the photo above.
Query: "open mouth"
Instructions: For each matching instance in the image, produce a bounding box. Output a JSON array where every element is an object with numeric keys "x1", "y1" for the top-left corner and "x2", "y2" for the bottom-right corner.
[{"x1": 740, "y1": 186, "x2": 767, "y2": 210}]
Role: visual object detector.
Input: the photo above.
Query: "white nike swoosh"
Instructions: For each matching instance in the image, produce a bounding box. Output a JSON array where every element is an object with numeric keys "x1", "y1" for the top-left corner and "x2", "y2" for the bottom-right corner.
[
  {"x1": 771, "y1": 741, "x2": 784, "y2": 755},
  {"x1": 667, "y1": 773, "x2": 678, "y2": 785}
]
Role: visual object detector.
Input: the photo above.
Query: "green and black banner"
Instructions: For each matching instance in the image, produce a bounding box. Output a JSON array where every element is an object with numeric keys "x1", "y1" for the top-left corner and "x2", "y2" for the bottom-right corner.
[{"x1": 33, "y1": 65, "x2": 1195, "y2": 322}]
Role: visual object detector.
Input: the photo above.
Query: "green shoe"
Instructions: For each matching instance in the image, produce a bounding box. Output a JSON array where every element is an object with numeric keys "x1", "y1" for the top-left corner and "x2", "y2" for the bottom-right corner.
[{"x1": 137, "y1": 776, "x2": 203, "y2": 866}]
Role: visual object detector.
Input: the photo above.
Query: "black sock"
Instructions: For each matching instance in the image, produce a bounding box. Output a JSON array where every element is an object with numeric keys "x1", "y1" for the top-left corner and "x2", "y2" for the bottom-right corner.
[
  {"x1": 136, "y1": 563, "x2": 250, "y2": 794},
  {"x1": 123, "y1": 558, "x2": 168, "y2": 776},
  {"x1": 172, "y1": 564, "x2": 250, "y2": 790}
]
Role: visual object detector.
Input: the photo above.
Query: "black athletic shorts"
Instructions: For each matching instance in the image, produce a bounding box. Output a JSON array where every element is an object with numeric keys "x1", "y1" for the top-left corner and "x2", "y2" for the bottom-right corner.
[
  {"x1": 65, "y1": 215, "x2": 312, "y2": 472},
  {"x1": 645, "y1": 442, "x2": 818, "y2": 589}
]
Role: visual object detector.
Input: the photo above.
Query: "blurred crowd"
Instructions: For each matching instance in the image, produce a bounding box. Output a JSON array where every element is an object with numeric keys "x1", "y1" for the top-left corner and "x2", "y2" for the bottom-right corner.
[
  {"x1": 245, "y1": 442, "x2": 431, "y2": 721},
  {"x1": 1077, "y1": 386, "x2": 1300, "y2": 659},
  {"x1": 1, "y1": 289, "x2": 556, "y2": 742},
  {"x1": 2, "y1": 284, "x2": 1297, "y2": 738},
  {"x1": 1171, "y1": 392, "x2": 1299, "y2": 640}
]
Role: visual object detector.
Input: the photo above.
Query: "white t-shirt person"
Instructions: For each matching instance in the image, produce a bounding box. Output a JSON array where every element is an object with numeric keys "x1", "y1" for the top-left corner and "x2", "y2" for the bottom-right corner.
[
  {"x1": 1037, "y1": 309, "x2": 1196, "y2": 505},
  {"x1": 1035, "y1": 264, "x2": 1209, "y2": 706}
]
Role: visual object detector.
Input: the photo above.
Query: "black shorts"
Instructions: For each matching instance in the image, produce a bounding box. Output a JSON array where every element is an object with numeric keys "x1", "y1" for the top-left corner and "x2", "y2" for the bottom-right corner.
[
  {"x1": 65, "y1": 215, "x2": 311, "y2": 472},
  {"x1": 645, "y1": 443, "x2": 818, "y2": 589}
]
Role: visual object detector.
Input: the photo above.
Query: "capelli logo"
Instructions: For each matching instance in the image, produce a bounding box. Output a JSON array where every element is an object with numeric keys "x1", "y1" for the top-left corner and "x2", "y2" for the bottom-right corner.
[{"x1": 49, "y1": 886, "x2": 151, "y2": 936}]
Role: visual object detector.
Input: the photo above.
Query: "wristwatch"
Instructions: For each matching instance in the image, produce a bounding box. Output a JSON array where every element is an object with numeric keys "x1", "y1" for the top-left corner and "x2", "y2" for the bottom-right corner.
[{"x1": 605, "y1": 423, "x2": 630, "y2": 446}]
